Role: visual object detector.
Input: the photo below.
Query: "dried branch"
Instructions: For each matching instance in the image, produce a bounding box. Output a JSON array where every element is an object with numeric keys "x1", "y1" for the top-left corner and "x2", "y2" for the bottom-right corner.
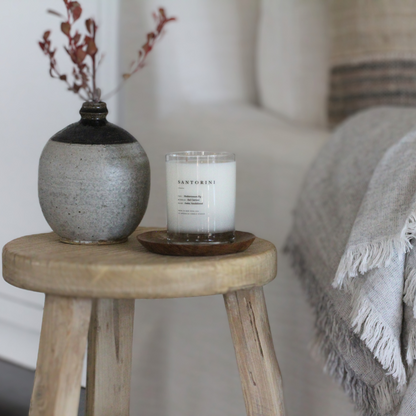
[
  {"x1": 102, "y1": 8, "x2": 176, "y2": 101},
  {"x1": 39, "y1": 1, "x2": 176, "y2": 102}
]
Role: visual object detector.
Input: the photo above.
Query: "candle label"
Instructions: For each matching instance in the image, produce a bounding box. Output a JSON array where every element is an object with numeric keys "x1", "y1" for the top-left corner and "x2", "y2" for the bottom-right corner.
[
  {"x1": 178, "y1": 180, "x2": 216, "y2": 185},
  {"x1": 166, "y1": 161, "x2": 236, "y2": 234},
  {"x1": 176, "y1": 184, "x2": 211, "y2": 220},
  {"x1": 178, "y1": 192, "x2": 204, "y2": 213}
]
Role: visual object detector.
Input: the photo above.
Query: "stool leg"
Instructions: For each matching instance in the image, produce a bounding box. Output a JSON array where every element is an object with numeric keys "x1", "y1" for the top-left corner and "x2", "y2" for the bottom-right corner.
[
  {"x1": 86, "y1": 299, "x2": 135, "y2": 416},
  {"x1": 224, "y1": 287, "x2": 286, "y2": 416},
  {"x1": 29, "y1": 295, "x2": 92, "y2": 416}
]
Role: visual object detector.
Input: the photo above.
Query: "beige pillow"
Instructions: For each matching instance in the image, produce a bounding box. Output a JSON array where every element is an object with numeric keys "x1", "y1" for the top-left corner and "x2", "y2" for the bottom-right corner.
[
  {"x1": 328, "y1": 0, "x2": 416, "y2": 125},
  {"x1": 257, "y1": 0, "x2": 330, "y2": 128}
]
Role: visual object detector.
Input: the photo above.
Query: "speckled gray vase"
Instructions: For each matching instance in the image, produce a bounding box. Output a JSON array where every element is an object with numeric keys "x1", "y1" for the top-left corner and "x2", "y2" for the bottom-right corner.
[{"x1": 38, "y1": 101, "x2": 150, "y2": 245}]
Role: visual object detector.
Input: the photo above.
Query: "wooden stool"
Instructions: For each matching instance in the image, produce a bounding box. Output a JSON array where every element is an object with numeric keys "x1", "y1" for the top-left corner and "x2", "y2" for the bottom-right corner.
[{"x1": 2, "y1": 227, "x2": 285, "y2": 416}]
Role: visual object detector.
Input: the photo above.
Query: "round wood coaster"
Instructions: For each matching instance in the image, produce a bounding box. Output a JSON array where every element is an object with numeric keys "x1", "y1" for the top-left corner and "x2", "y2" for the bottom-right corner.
[{"x1": 137, "y1": 230, "x2": 256, "y2": 256}]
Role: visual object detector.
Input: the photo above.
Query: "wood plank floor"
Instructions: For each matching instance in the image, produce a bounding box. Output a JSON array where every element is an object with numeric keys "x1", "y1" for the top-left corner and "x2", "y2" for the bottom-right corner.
[{"x1": 0, "y1": 359, "x2": 85, "y2": 416}]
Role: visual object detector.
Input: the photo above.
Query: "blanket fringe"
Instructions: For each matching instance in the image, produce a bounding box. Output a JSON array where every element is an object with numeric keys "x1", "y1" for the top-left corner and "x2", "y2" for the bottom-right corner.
[
  {"x1": 351, "y1": 294, "x2": 407, "y2": 388},
  {"x1": 285, "y1": 237, "x2": 402, "y2": 416},
  {"x1": 334, "y1": 212, "x2": 416, "y2": 290},
  {"x1": 313, "y1": 330, "x2": 402, "y2": 416}
]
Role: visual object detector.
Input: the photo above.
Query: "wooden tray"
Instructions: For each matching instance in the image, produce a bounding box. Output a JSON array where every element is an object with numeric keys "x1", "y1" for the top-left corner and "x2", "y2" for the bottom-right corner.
[{"x1": 137, "y1": 230, "x2": 256, "y2": 256}]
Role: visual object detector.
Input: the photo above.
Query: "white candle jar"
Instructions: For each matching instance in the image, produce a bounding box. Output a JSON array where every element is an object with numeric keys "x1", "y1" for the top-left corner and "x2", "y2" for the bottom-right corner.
[{"x1": 166, "y1": 151, "x2": 236, "y2": 244}]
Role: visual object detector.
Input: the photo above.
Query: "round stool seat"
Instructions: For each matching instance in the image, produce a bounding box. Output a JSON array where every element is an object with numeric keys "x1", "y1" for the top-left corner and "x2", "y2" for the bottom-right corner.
[{"x1": 2, "y1": 227, "x2": 277, "y2": 299}]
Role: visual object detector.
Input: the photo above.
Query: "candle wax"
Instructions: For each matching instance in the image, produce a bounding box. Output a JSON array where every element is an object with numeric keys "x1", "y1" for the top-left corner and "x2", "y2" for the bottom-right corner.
[{"x1": 166, "y1": 160, "x2": 236, "y2": 234}]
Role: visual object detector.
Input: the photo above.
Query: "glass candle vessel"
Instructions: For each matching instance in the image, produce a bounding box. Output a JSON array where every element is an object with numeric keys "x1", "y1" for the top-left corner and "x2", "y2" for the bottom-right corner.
[{"x1": 166, "y1": 151, "x2": 236, "y2": 244}]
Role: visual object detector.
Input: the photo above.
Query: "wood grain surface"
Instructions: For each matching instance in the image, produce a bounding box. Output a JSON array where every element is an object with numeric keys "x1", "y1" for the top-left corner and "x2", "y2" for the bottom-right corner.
[
  {"x1": 2, "y1": 227, "x2": 277, "y2": 299},
  {"x1": 224, "y1": 287, "x2": 286, "y2": 416},
  {"x1": 86, "y1": 299, "x2": 135, "y2": 416},
  {"x1": 29, "y1": 295, "x2": 91, "y2": 416}
]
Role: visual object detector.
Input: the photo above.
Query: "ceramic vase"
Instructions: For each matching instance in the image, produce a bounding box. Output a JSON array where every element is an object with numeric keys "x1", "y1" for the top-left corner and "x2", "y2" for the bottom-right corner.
[{"x1": 38, "y1": 101, "x2": 150, "y2": 244}]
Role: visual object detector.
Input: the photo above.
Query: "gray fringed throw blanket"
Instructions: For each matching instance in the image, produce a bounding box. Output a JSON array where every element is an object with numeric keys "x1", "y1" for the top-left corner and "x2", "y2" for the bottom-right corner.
[{"x1": 285, "y1": 107, "x2": 416, "y2": 416}]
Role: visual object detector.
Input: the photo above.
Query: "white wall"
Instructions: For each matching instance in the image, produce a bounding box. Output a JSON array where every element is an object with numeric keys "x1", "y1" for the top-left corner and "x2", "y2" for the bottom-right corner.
[{"x1": 0, "y1": 0, "x2": 119, "y2": 371}]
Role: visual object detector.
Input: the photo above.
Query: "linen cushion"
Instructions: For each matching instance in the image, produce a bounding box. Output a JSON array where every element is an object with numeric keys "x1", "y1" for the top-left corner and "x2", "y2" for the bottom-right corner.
[
  {"x1": 328, "y1": 0, "x2": 416, "y2": 125},
  {"x1": 119, "y1": 0, "x2": 260, "y2": 121},
  {"x1": 257, "y1": 0, "x2": 330, "y2": 128}
]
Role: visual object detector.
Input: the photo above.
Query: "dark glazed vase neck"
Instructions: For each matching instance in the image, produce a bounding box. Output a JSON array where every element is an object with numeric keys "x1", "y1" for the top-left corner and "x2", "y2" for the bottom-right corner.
[
  {"x1": 50, "y1": 100, "x2": 137, "y2": 145},
  {"x1": 80, "y1": 101, "x2": 108, "y2": 121}
]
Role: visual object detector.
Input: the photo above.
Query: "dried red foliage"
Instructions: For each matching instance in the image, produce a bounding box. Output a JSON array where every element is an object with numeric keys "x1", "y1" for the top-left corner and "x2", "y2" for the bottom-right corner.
[{"x1": 39, "y1": 1, "x2": 176, "y2": 102}]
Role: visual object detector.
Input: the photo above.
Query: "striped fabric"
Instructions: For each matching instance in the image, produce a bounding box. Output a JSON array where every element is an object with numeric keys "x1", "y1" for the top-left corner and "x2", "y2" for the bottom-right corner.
[{"x1": 328, "y1": 0, "x2": 416, "y2": 126}]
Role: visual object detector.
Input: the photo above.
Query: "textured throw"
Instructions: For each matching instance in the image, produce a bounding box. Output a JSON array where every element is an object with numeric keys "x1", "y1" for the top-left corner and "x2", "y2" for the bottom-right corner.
[
  {"x1": 285, "y1": 107, "x2": 416, "y2": 416},
  {"x1": 328, "y1": 0, "x2": 416, "y2": 126}
]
